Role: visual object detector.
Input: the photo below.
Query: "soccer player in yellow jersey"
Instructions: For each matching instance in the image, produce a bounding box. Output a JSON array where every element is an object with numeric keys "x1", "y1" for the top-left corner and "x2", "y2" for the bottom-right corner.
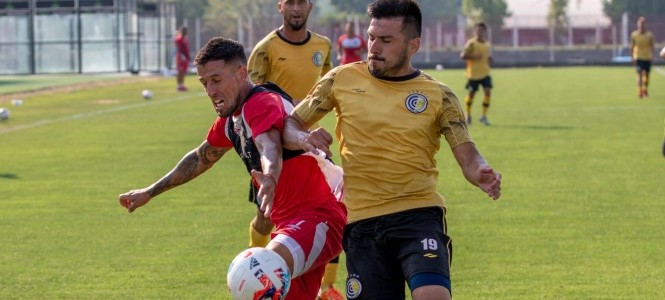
[
  {"x1": 461, "y1": 22, "x2": 493, "y2": 125},
  {"x1": 246, "y1": 1, "x2": 341, "y2": 299},
  {"x1": 284, "y1": 1, "x2": 502, "y2": 299},
  {"x1": 248, "y1": 1, "x2": 333, "y2": 103},
  {"x1": 630, "y1": 16, "x2": 654, "y2": 99}
]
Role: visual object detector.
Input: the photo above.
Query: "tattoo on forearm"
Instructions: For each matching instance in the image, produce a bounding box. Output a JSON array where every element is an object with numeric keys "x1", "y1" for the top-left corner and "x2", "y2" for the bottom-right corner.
[{"x1": 148, "y1": 151, "x2": 204, "y2": 197}]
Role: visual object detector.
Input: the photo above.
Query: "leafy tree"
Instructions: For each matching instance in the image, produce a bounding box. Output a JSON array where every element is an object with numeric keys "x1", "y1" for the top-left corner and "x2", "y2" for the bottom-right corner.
[
  {"x1": 603, "y1": 0, "x2": 665, "y2": 25},
  {"x1": 462, "y1": 0, "x2": 510, "y2": 41},
  {"x1": 172, "y1": 0, "x2": 209, "y2": 27},
  {"x1": 331, "y1": 0, "x2": 461, "y2": 25},
  {"x1": 548, "y1": 0, "x2": 568, "y2": 44}
]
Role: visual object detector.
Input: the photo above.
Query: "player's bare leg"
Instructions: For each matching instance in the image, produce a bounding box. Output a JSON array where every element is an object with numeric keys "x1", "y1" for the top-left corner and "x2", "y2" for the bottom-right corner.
[
  {"x1": 249, "y1": 209, "x2": 274, "y2": 248},
  {"x1": 412, "y1": 285, "x2": 452, "y2": 300}
]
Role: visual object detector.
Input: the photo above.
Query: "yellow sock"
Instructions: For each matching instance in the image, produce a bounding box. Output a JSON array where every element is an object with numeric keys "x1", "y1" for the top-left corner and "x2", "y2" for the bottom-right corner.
[
  {"x1": 643, "y1": 75, "x2": 649, "y2": 88},
  {"x1": 482, "y1": 96, "x2": 491, "y2": 116},
  {"x1": 321, "y1": 262, "x2": 339, "y2": 288},
  {"x1": 465, "y1": 95, "x2": 473, "y2": 118},
  {"x1": 249, "y1": 224, "x2": 270, "y2": 248}
]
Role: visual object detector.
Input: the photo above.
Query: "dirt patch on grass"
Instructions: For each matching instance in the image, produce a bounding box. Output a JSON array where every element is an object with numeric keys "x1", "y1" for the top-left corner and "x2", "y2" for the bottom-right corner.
[{"x1": 0, "y1": 76, "x2": 162, "y2": 103}]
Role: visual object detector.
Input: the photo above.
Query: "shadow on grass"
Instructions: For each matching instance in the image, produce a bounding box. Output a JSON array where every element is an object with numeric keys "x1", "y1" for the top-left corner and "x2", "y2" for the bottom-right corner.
[
  {"x1": 491, "y1": 124, "x2": 575, "y2": 130},
  {"x1": 0, "y1": 80, "x2": 28, "y2": 86},
  {"x1": 0, "y1": 173, "x2": 20, "y2": 179}
]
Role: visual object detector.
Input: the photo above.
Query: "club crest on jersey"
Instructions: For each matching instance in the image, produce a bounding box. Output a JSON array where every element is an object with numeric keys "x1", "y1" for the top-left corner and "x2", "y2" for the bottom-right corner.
[
  {"x1": 346, "y1": 274, "x2": 362, "y2": 299},
  {"x1": 405, "y1": 93, "x2": 428, "y2": 114},
  {"x1": 312, "y1": 51, "x2": 324, "y2": 67}
]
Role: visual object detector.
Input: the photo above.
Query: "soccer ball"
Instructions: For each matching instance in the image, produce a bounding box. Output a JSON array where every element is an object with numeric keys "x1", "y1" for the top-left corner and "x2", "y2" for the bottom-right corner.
[
  {"x1": 0, "y1": 108, "x2": 10, "y2": 121},
  {"x1": 142, "y1": 89, "x2": 153, "y2": 100},
  {"x1": 660, "y1": 46, "x2": 665, "y2": 59},
  {"x1": 227, "y1": 247, "x2": 291, "y2": 300}
]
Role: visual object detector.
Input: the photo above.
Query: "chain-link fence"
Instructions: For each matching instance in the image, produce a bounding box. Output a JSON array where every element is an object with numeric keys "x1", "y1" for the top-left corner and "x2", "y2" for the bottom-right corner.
[{"x1": 0, "y1": 0, "x2": 175, "y2": 75}]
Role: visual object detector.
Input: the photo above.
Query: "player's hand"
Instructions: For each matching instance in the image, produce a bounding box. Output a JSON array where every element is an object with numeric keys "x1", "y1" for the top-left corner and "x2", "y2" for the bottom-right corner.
[
  {"x1": 118, "y1": 189, "x2": 152, "y2": 213},
  {"x1": 251, "y1": 170, "x2": 277, "y2": 218},
  {"x1": 298, "y1": 128, "x2": 333, "y2": 158},
  {"x1": 477, "y1": 166, "x2": 501, "y2": 200}
]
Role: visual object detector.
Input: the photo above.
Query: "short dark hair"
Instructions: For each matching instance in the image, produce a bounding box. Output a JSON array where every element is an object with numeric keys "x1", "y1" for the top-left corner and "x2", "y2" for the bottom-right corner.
[
  {"x1": 194, "y1": 37, "x2": 247, "y2": 66},
  {"x1": 367, "y1": 0, "x2": 422, "y2": 39},
  {"x1": 476, "y1": 22, "x2": 487, "y2": 30}
]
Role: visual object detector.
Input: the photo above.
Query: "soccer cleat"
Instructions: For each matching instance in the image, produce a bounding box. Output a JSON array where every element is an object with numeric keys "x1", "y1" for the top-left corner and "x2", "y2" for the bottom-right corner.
[
  {"x1": 643, "y1": 90, "x2": 648, "y2": 98},
  {"x1": 317, "y1": 285, "x2": 344, "y2": 300},
  {"x1": 177, "y1": 86, "x2": 188, "y2": 92},
  {"x1": 479, "y1": 116, "x2": 490, "y2": 126}
]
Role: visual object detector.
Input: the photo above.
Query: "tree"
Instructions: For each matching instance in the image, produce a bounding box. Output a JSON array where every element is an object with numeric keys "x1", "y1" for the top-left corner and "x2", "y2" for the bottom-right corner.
[
  {"x1": 330, "y1": 0, "x2": 461, "y2": 25},
  {"x1": 172, "y1": 0, "x2": 209, "y2": 28},
  {"x1": 603, "y1": 0, "x2": 665, "y2": 26},
  {"x1": 462, "y1": 0, "x2": 510, "y2": 41},
  {"x1": 548, "y1": 0, "x2": 568, "y2": 44}
]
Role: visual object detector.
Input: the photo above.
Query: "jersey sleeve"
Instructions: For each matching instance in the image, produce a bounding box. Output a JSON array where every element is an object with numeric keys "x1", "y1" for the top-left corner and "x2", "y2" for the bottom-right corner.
[
  {"x1": 248, "y1": 40, "x2": 270, "y2": 84},
  {"x1": 322, "y1": 38, "x2": 334, "y2": 75},
  {"x1": 243, "y1": 92, "x2": 286, "y2": 139},
  {"x1": 462, "y1": 40, "x2": 474, "y2": 57},
  {"x1": 293, "y1": 69, "x2": 337, "y2": 127},
  {"x1": 206, "y1": 117, "x2": 233, "y2": 147},
  {"x1": 437, "y1": 84, "x2": 473, "y2": 148}
]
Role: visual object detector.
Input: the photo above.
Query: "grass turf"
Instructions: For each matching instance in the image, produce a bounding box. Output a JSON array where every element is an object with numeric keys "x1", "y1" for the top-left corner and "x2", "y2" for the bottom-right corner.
[{"x1": 0, "y1": 67, "x2": 664, "y2": 299}]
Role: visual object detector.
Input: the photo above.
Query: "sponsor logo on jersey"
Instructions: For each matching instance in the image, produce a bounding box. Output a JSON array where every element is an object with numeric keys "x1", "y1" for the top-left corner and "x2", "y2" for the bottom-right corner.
[
  {"x1": 346, "y1": 274, "x2": 362, "y2": 299},
  {"x1": 312, "y1": 51, "x2": 324, "y2": 67},
  {"x1": 423, "y1": 253, "x2": 438, "y2": 258},
  {"x1": 405, "y1": 93, "x2": 428, "y2": 114}
]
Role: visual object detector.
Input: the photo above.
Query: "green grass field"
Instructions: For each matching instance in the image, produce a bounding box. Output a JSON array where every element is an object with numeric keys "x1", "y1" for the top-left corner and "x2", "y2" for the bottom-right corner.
[{"x1": 1, "y1": 67, "x2": 664, "y2": 299}]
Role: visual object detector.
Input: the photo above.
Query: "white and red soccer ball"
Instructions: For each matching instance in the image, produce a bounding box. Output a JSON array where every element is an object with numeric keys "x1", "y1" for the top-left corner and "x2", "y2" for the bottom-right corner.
[{"x1": 227, "y1": 247, "x2": 291, "y2": 300}]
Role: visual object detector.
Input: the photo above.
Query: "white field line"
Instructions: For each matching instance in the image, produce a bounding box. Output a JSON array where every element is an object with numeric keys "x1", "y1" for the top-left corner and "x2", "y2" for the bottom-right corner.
[
  {"x1": 0, "y1": 93, "x2": 203, "y2": 135},
  {"x1": 655, "y1": 67, "x2": 665, "y2": 76}
]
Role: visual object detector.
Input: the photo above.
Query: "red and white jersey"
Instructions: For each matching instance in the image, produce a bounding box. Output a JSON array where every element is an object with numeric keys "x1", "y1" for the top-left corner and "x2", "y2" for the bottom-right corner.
[
  {"x1": 206, "y1": 87, "x2": 345, "y2": 226},
  {"x1": 337, "y1": 34, "x2": 366, "y2": 65}
]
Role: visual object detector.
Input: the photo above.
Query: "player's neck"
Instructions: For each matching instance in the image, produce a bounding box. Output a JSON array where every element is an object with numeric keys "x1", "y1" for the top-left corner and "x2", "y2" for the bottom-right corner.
[{"x1": 279, "y1": 26, "x2": 309, "y2": 43}]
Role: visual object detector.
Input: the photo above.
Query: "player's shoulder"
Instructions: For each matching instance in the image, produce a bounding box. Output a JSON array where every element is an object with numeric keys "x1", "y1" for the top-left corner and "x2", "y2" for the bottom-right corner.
[
  {"x1": 419, "y1": 71, "x2": 456, "y2": 94},
  {"x1": 253, "y1": 30, "x2": 280, "y2": 49},
  {"x1": 327, "y1": 61, "x2": 367, "y2": 78},
  {"x1": 309, "y1": 31, "x2": 333, "y2": 46}
]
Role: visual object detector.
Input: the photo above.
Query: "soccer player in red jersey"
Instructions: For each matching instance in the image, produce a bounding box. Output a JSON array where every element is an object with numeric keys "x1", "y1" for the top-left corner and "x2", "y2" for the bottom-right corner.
[
  {"x1": 174, "y1": 26, "x2": 191, "y2": 91},
  {"x1": 337, "y1": 21, "x2": 367, "y2": 65},
  {"x1": 119, "y1": 37, "x2": 346, "y2": 300}
]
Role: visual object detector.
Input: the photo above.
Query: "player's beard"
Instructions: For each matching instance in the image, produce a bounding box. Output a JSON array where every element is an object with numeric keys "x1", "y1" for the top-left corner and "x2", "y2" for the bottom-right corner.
[
  {"x1": 286, "y1": 18, "x2": 307, "y2": 31},
  {"x1": 368, "y1": 47, "x2": 409, "y2": 78},
  {"x1": 216, "y1": 94, "x2": 243, "y2": 118}
]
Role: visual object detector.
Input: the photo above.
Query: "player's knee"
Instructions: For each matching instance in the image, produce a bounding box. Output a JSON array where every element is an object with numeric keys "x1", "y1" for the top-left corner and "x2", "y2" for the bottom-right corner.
[{"x1": 409, "y1": 272, "x2": 451, "y2": 300}]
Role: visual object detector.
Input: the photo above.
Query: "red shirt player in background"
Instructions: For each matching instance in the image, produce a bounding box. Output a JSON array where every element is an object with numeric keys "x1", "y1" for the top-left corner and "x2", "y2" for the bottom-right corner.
[
  {"x1": 336, "y1": 21, "x2": 366, "y2": 65},
  {"x1": 174, "y1": 26, "x2": 190, "y2": 91}
]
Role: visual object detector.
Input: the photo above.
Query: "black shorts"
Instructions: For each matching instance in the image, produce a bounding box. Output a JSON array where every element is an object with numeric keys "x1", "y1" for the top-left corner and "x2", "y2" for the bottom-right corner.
[
  {"x1": 466, "y1": 76, "x2": 492, "y2": 93},
  {"x1": 635, "y1": 59, "x2": 651, "y2": 73},
  {"x1": 343, "y1": 207, "x2": 452, "y2": 299}
]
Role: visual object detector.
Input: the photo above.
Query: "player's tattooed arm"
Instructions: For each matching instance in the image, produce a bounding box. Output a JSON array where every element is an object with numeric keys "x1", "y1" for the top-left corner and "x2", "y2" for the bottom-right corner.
[{"x1": 147, "y1": 141, "x2": 230, "y2": 197}]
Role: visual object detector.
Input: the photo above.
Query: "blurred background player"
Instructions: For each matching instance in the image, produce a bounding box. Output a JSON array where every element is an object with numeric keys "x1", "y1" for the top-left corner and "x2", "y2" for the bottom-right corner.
[
  {"x1": 284, "y1": 1, "x2": 502, "y2": 299},
  {"x1": 118, "y1": 37, "x2": 346, "y2": 300},
  {"x1": 630, "y1": 16, "x2": 654, "y2": 99},
  {"x1": 174, "y1": 26, "x2": 190, "y2": 92},
  {"x1": 246, "y1": 1, "x2": 341, "y2": 299},
  {"x1": 336, "y1": 21, "x2": 367, "y2": 65},
  {"x1": 461, "y1": 22, "x2": 493, "y2": 126}
]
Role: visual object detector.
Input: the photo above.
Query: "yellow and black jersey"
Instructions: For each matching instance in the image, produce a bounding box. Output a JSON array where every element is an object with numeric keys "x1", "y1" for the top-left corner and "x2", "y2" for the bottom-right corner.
[
  {"x1": 248, "y1": 30, "x2": 333, "y2": 102},
  {"x1": 462, "y1": 37, "x2": 491, "y2": 80},
  {"x1": 293, "y1": 62, "x2": 472, "y2": 223},
  {"x1": 631, "y1": 30, "x2": 654, "y2": 61}
]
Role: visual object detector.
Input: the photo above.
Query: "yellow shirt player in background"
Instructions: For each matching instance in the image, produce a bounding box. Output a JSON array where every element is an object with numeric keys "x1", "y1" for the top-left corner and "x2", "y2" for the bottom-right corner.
[
  {"x1": 246, "y1": 1, "x2": 341, "y2": 299},
  {"x1": 248, "y1": 1, "x2": 332, "y2": 103},
  {"x1": 461, "y1": 22, "x2": 493, "y2": 126},
  {"x1": 630, "y1": 16, "x2": 654, "y2": 99},
  {"x1": 284, "y1": 1, "x2": 502, "y2": 299}
]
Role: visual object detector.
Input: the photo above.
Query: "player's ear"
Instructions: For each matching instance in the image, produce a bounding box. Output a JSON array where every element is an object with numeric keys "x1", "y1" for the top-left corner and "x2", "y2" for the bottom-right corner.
[
  {"x1": 408, "y1": 37, "x2": 420, "y2": 56},
  {"x1": 237, "y1": 64, "x2": 248, "y2": 81}
]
